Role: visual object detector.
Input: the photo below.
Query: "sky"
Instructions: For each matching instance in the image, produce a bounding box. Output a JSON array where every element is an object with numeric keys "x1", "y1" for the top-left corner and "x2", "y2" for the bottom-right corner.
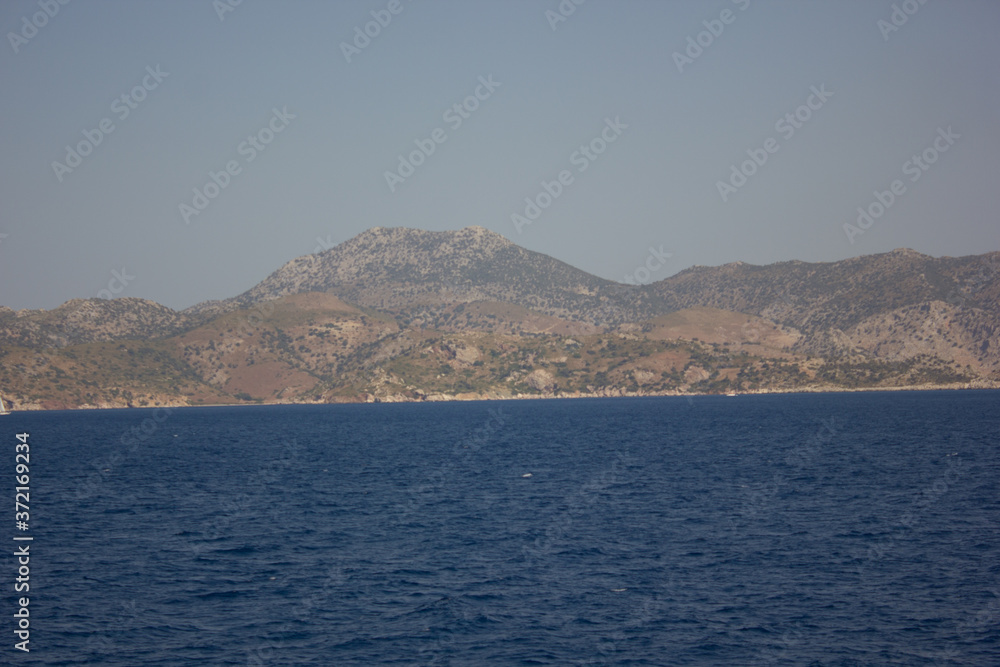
[{"x1": 1, "y1": 0, "x2": 998, "y2": 311}]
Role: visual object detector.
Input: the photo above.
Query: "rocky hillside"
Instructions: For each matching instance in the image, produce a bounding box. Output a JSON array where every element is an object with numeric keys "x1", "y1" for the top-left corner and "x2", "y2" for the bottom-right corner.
[
  {"x1": 218, "y1": 226, "x2": 656, "y2": 325},
  {"x1": 217, "y1": 228, "x2": 1000, "y2": 373},
  {"x1": 0, "y1": 298, "x2": 194, "y2": 348},
  {"x1": 0, "y1": 227, "x2": 997, "y2": 410},
  {"x1": 648, "y1": 249, "x2": 1000, "y2": 333},
  {"x1": 221, "y1": 229, "x2": 1000, "y2": 360},
  {"x1": 0, "y1": 294, "x2": 985, "y2": 411},
  {"x1": 648, "y1": 249, "x2": 1000, "y2": 373}
]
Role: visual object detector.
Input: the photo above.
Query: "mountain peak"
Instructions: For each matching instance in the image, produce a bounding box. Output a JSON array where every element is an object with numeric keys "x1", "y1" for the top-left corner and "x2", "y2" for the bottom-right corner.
[
  {"x1": 232, "y1": 225, "x2": 609, "y2": 314},
  {"x1": 887, "y1": 247, "x2": 928, "y2": 258},
  {"x1": 356, "y1": 224, "x2": 508, "y2": 241},
  {"x1": 456, "y1": 224, "x2": 500, "y2": 238}
]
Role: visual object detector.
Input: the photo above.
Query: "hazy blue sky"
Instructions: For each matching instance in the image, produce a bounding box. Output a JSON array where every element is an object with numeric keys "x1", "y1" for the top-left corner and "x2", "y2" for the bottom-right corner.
[{"x1": 1, "y1": 0, "x2": 998, "y2": 311}]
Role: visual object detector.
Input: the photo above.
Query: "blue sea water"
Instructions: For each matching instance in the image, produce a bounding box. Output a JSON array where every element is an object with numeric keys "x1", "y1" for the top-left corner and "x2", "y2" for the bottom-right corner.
[{"x1": 6, "y1": 390, "x2": 1000, "y2": 665}]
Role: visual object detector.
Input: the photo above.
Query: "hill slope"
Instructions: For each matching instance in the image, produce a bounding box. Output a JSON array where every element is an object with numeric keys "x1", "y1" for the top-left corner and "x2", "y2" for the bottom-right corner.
[
  {"x1": 215, "y1": 226, "x2": 655, "y2": 325},
  {"x1": 1, "y1": 227, "x2": 997, "y2": 410}
]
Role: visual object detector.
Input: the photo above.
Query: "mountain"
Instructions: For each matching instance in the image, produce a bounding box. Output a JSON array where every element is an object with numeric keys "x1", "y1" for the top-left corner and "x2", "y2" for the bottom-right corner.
[
  {"x1": 217, "y1": 227, "x2": 1000, "y2": 375},
  {"x1": 0, "y1": 227, "x2": 997, "y2": 410},
  {"x1": 214, "y1": 226, "x2": 655, "y2": 326},
  {"x1": 647, "y1": 248, "x2": 1000, "y2": 373},
  {"x1": 648, "y1": 248, "x2": 999, "y2": 332}
]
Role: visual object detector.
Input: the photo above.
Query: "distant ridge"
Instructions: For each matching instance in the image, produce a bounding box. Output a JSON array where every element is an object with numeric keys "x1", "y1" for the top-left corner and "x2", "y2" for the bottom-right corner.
[
  {"x1": 210, "y1": 228, "x2": 999, "y2": 367},
  {"x1": 0, "y1": 227, "x2": 997, "y2": 409}
]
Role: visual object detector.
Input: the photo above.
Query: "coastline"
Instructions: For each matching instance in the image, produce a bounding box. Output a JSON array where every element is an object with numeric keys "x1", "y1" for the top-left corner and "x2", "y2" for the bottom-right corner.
[{"x1": 7, "y1": 380, "x2": 999, "y2": 412}]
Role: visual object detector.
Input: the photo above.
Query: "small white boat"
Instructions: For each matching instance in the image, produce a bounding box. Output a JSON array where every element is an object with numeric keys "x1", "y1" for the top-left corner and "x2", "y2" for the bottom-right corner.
[{"x1": 0, "y1": 395, "x2": 9, "y2": 415}]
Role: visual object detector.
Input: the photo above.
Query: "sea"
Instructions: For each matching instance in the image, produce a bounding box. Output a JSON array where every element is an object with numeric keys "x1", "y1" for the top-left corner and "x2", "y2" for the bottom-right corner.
[{"x1": 7, "y1": 390, "x2": 1000, "y2": 665}]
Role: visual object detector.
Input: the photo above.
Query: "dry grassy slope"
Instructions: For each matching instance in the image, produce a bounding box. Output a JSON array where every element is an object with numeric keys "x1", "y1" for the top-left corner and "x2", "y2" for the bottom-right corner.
[
  {"x1": 0, "y1": 290, "x2": 987, "y2": 410},
  {"x1": 332, "y1": 324, "x2": 979, "y2": 404},
  {"x1": 636, "y1": 307, "x2": 801, "y2": 349},
  {"x1": 414, "y1": 300, "x2": 603, "y2": 336},
  {"x1": 0, "y1": 293, "x2": 399, "y2": 409},
  {"x1": 0, "y1": 340, "x2": 227, "y2": 410},
  {"x1": 332, "y1": 329, "x2": 711, "y2": 401},
  {"x1": 174, "y1": 293, "x2": 642, "y2": 403},
  {"x1": 170, "y1": 292, "x2": 399, "y2": 401}
]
